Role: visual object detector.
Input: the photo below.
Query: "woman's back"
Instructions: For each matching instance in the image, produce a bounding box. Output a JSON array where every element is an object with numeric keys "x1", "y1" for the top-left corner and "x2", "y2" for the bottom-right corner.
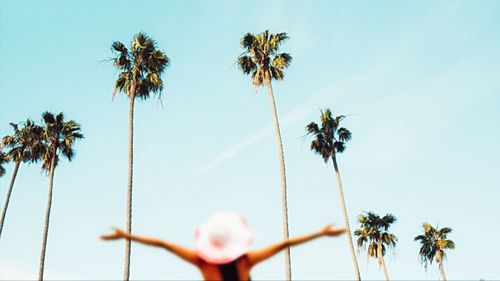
[{"x1": 198, "y1": 255, "x2": 251, "y2": 281}]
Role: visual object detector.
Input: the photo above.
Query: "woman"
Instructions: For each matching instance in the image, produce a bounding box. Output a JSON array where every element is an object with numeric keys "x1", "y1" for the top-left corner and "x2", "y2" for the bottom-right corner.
[{"x1": 101, "y1": 212, "x2": 346, "y2": 280}]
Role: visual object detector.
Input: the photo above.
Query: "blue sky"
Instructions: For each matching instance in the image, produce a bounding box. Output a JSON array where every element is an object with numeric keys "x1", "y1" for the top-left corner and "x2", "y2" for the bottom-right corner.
[{"x1": 1, "y1": 0, "x2": 499, "y2": 279}]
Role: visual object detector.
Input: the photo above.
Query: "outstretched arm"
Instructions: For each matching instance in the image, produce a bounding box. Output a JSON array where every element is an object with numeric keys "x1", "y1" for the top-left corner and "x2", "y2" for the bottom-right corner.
[
  {"x1": 101, "y1": 228, "x2": 199, "y2": 266},
  {"x1": 247, "y1": 224, "x2": 346, "y2": 267}
]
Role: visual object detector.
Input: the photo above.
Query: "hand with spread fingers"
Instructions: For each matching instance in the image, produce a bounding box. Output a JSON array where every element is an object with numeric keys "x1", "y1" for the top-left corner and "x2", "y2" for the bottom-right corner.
[
  {"x1": 101, "y1": 228, "x2": 129, "y2": 240},
  {"x1": 321, "y1": 224, "x2": 347, "y2": 237}
]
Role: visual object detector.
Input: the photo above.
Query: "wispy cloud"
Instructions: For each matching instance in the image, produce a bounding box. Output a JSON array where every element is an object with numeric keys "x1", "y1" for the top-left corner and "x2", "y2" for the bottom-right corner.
[
  {"x1": 196, "y1": 0, "x2": 456, "y2": 175},
  {"x1": 196, "y1": 66, "x2": 388, "y2": 174},
  {"x1": 196, "y1": 125, "x2": 273, "y2": 174}
]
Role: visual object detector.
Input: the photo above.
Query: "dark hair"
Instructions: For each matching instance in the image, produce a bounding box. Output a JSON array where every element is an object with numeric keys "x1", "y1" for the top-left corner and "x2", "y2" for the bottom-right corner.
[{"x1": 218, "y1": 261, "x2": 241, "y2": 281}]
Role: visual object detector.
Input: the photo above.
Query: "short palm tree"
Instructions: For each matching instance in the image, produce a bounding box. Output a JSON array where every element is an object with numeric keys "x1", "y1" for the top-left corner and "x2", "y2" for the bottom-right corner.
[
  {"x1": 237, "y1": 30, "x2": 293, "y2": 280},
  {"x1": 38, "y1": 112, "x2": 83, "y2": 281},
  {"x1": 415, "y1": 223, "x2": 455, "y2": 281},
  {"x1": 354, "y1": 212, "x2": 397, "y2": 281},
  {"x1": 111, "y1": 32, "x2": 170, "y2": 281},
  {"x1": 306, "y1": 108, "x2": 361, "y2": 281},
  {"x1": 0, "y1": 119, "x2": 44, "y2": 238}
]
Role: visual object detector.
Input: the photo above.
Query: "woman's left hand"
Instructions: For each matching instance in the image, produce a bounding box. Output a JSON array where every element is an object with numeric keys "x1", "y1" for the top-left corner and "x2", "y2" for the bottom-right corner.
[{"x1": 101, "y1": 228, "x2": 129, "y2": 240}]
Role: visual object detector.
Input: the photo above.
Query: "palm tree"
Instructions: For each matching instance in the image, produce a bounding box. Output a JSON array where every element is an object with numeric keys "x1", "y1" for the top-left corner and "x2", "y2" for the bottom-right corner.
[
  {"x1": 237, "y1": 30, "x2": 293, "y2": 280},
  {"x1": 415, "y1": 223, "x2": 455, "y2": 281},
  {"x1": 111, "y1": 32, "x2": 170, "y2": 281},
  {"x1": 38, "y1": 112, "x2": 83, "y2": 281},
  {"x1": 0, "y1": 119, "x2": 44, "y2": 238},
  {"x1": 306, "y1": 108, "x2": 361, "y2": 281},
  {"x1": 354, "y1": 212, "x2": 397, "y2": 281}
]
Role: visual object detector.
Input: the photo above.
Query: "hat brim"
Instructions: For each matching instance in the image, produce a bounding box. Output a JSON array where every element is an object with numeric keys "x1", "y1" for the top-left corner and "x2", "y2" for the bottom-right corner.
[{"x1": 195, "y1": 212, "x2": 253, "y2": 264}]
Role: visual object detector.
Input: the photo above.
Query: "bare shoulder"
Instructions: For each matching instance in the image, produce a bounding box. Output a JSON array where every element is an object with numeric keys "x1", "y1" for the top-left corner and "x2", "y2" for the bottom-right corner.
[
  {"x1": 237, "y1": 254, "x2": 251, "y2": 265},
  {"x1": 236, "y1": 255, "x2": 253, "y2": 278}
]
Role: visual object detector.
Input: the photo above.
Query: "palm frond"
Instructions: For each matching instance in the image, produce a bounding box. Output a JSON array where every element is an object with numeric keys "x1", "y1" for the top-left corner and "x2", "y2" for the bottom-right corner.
[
  {"x1": 0, "y1": 151, "x2": 7, "y2": 177},
  {"x1": 132, "y1": 32, "x2": 151, "y2": 52},
  {"x1": 145, "y1": 72, "x2": 163, "y2": 92},
  {"x1": 112, "y1": 41, "x2": 127, "y2": 53},
  {"x1": 238, "y1": 55, "x2": 257, "y2": 75},
  {"x1": 111, "y1": 41, "x2": 130, "y2": 70},
  {"x1": 135, "y1": 81, "x2": 152, "y2": 100},
  {"x1": 254, "y1": 30, "x2": 267, "y2": 51},
  {"x1": 333, "y1": 141, "x2": 346, "y2": 153},
  {"x1": 55, "y1": 112, "x2": 64, "y2": 125},
  {"x1": 357, "y1": 214, "x2": 367, "y2": 224},
  {"x1": 134, "y1": 73, "x2": 164, "y2": 100},
  {"x1": 269, "y1": 66, "x2": 285, "y2": 80},
  {"x1": 355, "y1": 233, "x2": 368, "y2": 248},
  {"x1": 368, "y1": 243, "x2": 377, "y2": 257},
  {"x1": 310, "y1": 139, "x2": 321, "y2": 153},
  {"x1": 272, "y1": 53, "x2": 292, "y2": 70},
  {"x1": 113, "y1": 71, "x2": 131, "y2": 99},
  {"x1": 381, "y1": 213, "x2": 397, "y2": 229},
  {"x1": 268, "y1": 32, "x2": 289, "y2": 52},
  {"x1": 146, "y1": 49, "x2": 169, "y2": 74},
  {"x1": 1, "y1": 135, "x2": 15, "y2": 149},
  {"x1": 320, "y1": 109, "x2": 332, "y2": 125},
  {"x1": 414, "y1": 234, "x2": 426, "y2": 242},
  {"x1": 422, "y1": 222, "x2": 435, "y2": 235},
  {"x1": 9, "y1": 122, "x2": 19, "y2": 132},
  {"x1": 306, "y1": 122, "x2": 320, "y2": 135},
  {"x1": 337, "y1": 127, "x2": 352, "y2": 142},
  {"x1": 241, "y1": 33, "x2": 256, "y2": 49},
  {"x1": 444, "y1": 240, "x2": 455, "y2": 249},
  {"x1": 251, "y1": 67, "x2": 266, "y2": 87},
  {"x1": 438, "y1": 227, "x2": 452, "y2": 237},
  {"x1": 382, "y1": 232, "x2": 397, "y2": 246},
  {"x1": 333, "y1": 115, "x2": 346, "y2": 128},
  {"x1": 42, "y1": 112, "x2": 56, "y2": 126}
]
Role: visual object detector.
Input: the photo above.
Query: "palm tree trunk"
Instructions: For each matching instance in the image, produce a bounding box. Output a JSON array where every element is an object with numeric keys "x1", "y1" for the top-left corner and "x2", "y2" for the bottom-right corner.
[
  {"x1": 439, "y1": 261, "x2": 447, "y2": 281},
  {"x1": 38, "y1": 155, "x2": 56, "y2": 281},
  {"x1": 265, "y1": 73, "x2": 291, "y2": 281},
  {"x1": 377, "y1": 241, "x2": 390, "y2": 281},
  {"x1": 123, "y1": 94, "x2": 135, "y2": 281},
  {"x1": 0, "y1": 161, "x2": 20, "y2": 238},
  {"x1": 331, "y1": 152, "x2": 361, "y2": 281}
]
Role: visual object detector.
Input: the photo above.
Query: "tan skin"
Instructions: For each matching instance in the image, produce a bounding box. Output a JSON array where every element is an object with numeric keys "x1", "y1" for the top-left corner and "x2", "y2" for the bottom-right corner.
[{"x1": 101, "y1": 224, "x2": 346, "y2": 280}]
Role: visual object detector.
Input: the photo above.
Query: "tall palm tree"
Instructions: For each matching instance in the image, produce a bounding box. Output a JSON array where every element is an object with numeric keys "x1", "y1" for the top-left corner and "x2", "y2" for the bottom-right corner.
[
  {"x1": 415, "y1": 223, "x2": 455, "y2": 281},
  {"x1": 0, "y1": 119, "x2": 44, "y2": 238},
  {"x1": 111, "y1": 32, "x2": 170, "y2": 281},
  {"x1": 38, "y1": 112, "x2": 83, "y2": 281},
  {"x1": 237, "y1": 30, "x2": 293, "y2": 280},
  {"x1": 306, "y1": 108, "x2": 361, "y2": 281},
  {"x1": 354, "y1": 212, "x2": 397, "y2": 281}
]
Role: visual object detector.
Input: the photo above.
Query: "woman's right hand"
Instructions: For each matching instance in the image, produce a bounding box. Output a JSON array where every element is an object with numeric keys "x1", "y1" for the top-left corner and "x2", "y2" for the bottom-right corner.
[{"x1": 101, "y1": 228, "x2": 129, "y2": 240}]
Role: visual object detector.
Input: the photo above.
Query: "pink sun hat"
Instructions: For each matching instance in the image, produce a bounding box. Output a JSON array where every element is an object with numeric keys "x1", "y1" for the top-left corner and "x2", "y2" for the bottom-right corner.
[{"x1": 195, "y1": 212, "x2": 254, "y2": 264}]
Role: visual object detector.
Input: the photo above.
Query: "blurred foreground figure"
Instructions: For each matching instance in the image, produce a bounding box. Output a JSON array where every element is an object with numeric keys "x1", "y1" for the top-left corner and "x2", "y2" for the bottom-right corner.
[{"x1": 101, "y1": 212, "x2": 346, "y2": 280}]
